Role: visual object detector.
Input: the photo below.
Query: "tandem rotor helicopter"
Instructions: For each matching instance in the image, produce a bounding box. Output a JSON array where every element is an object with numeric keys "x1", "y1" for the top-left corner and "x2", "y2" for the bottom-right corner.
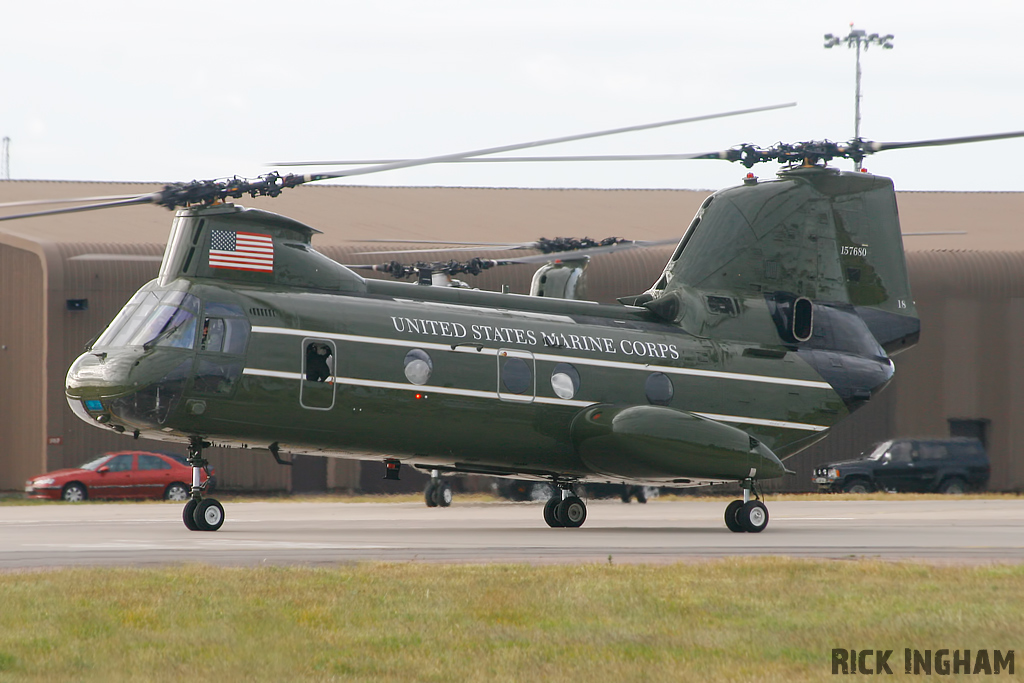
[{"x1": 4, "y1": 103, "x2": 1023, "y2": 534}]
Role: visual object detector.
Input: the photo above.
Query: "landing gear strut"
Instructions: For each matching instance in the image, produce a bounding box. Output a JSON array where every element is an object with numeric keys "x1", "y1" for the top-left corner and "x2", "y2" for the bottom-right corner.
[
  {"x1": 182, "y1": 437, "x2": 223, "y2": 532},
  {"x1": 543, "y1": 483, "x2": 587, "y2": 528},
  {"x1": 724, "y1": 479, "x2": 768, "y2": 533},
  {"x1": 424, "y1": 470, "x2": 452, "y2": 508}
]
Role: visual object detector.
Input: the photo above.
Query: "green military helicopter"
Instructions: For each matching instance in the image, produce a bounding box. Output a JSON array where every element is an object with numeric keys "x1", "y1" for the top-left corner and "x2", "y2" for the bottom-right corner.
[{"x1": 5, "y1": 104, "x2": 1021, "y2": 535}]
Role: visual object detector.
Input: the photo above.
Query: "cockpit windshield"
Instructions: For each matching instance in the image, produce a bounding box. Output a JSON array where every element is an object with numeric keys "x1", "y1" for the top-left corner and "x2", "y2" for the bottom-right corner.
[{"x1": 94, "y1": 289, "x2": 201, "y2": 350}]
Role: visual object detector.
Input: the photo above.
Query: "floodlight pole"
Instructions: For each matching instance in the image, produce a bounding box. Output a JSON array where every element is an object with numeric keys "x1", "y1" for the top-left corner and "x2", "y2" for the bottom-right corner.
[{"x1": 824, "y1": 24, "x2": 894, "y2": 170}]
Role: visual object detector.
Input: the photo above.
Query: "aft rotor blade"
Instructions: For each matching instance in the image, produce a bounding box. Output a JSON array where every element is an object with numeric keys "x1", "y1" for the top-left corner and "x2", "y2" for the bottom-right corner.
[
  {"x1": 865, "y1": 130, "x2": 1024, "y2": 153},
  {"x1": 357, "y1": 244, "x2": 529, "y2": 256},
  {"x1": 0, "y1": 194, "x2": 159, "y2": 222},
  {"x1": 354, "y1": 238, "x2": 521, "y2": 246},
  {"x1": 273, "y1": 103, "x2": 796, "y2": 177},
  {"x1": 274, "y1": 152, "x2": 729, "y2": 167}
]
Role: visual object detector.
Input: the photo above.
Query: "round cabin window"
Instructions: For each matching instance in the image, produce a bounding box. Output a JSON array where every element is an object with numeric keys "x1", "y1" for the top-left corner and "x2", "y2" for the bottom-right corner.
[
  {"x1": 404, "y1": 349, "x2": 433, "y2": 385},
  {"x1": 645, "y1": 372, "x2": 673, "y2": 406},
  {"x1": 551, "y1": 363, "x2": 580, "y2": 399}
]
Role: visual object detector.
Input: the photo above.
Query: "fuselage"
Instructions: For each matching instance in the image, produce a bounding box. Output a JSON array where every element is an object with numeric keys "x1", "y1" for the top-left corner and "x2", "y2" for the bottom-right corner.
[{"x1": 66, "y1": 274, "x2": 859, "y2": 484}]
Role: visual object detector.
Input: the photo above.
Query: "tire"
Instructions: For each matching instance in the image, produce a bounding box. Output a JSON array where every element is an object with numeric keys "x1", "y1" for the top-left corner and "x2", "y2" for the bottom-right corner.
[
  {"x1": 543, "y1": 497, "x2": 563, "y2": 527},
  {"x1": 737, "y1": 500, "x2": 769, "y2": 533},
  {"x1": 182, "y1": 499, "x2": 200, "y2": 531},
  {"x1": 165, "y1": 482, "x2": 190, "y2": 502},
  {"x1": 424, "y1": 482, "x2": 438, "y2": 507},
  {"x1": 724, "y1": 499, "x2": 745, "y2": 532},
  {"x1": 938, "y1": 477, "x2": 968, "y2": 495},
  {"x1": 843, "y1": 480, "x2": 873, "y2": 494},
  {"x1": 433, "y1": 482, "x2": 453, "y2": 507},
  {"x1": 556, "y1": 496, "x2": 587, "y2": 528},
  {"x1": 193, "y1": 498, "x2": 225, "y2": 532},
  {"x1": 61, "y1": 483, "x2": 87, "y2": 502}
]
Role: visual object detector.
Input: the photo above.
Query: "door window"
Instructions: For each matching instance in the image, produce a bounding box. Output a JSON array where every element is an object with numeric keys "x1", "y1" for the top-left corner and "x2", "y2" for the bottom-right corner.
[
  {"x1": 497, "y1": 350, "x2": 535, "y2": 402},
  {"x1": 301, "y1": 339, "x2": 336, "y2": 410}
]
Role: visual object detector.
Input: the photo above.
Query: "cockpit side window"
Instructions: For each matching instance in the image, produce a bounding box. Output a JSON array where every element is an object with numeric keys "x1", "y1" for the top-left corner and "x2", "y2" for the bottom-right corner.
[
  {"x1": 202, "y1": 318, "x2": 226, "y2": 352},
  {"x1": 200, "y1": 303, "x2": 250, "y2": 355}
]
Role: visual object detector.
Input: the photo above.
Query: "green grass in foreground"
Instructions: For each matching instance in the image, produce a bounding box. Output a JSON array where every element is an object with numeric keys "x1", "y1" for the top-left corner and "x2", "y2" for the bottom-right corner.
[{"x1": 0, "y1": 559, "x2": 1020, "y2": 682}]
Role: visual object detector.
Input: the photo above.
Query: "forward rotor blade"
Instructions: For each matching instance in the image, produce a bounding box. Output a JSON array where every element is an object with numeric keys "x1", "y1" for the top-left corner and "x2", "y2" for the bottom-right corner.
[
  {"x1": 0, "y1": 193, "x2": 144, "y2": 209},
  {"x1": 498, "y1": 238, "x2": 677, "y2": 264},
  {"x1": 273, "y1": 103, "x2": 795, "y2": 177},
  {"x1": 865, "y1": 130, "x2": 1024, "y2": 153},
  {"x1": 0, "y1": 194, "x2": 158, "y2": 222}
]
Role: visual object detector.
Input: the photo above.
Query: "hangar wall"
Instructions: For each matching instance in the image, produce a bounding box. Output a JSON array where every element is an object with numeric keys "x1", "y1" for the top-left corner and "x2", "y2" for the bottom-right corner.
[
  {"x1": 891, "y1": 251, "x2": 1024, "y2": 490},
  {"x1": 0, "y1": 241, "x2": 46, "y2": 488}
]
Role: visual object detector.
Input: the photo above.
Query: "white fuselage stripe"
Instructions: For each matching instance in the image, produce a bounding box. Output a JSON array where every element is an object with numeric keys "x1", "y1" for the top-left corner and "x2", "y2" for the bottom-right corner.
[{"x1": 250, "y1": 325, "x2": 833, "y2": 389}]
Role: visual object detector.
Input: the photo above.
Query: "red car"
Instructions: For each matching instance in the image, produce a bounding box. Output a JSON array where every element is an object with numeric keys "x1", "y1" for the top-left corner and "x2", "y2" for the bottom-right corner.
[{"x1": 24, "y1": 451, "x2": 211, "y2": 502}]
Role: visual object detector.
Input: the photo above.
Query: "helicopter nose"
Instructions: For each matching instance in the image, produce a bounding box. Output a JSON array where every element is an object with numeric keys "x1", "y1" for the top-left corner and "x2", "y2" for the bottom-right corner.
[
  {"x1": 66, "y1": 350, "x2": 137, "y2": 395},
  {"x1": 66, "y1": 350, "x2": 193, "y2": 430},
  {"x1": 66, "y1": 350, "x2": 141, "y2": 428}
]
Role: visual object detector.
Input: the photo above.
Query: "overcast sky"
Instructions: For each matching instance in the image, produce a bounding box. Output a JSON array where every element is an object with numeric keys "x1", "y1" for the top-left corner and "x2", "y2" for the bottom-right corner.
[{"x1": 2, "y1": 1, "x2": 1022, "y2": 192}]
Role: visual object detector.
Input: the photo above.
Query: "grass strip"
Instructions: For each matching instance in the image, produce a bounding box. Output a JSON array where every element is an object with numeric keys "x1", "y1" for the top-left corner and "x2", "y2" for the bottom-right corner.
[{"x1": 0, "y1": 558, "x2": 1020, "y2": 682}]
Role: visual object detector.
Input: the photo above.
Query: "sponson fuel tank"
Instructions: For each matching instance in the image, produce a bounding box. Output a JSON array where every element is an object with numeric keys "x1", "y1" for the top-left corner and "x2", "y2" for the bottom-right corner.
[{"x1": 571, "y1": 404, "x2": 786, "y2": 483}]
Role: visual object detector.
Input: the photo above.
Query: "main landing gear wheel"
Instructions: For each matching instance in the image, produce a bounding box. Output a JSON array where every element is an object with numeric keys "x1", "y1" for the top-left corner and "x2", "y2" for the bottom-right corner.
[
  {"x1": 725, "y1": 479, "x2": 770, "y2": 533},
  {"x1": 543, "y1": 497, "x2": 563, "y2": 528},
  {"x1": 424, "y1": 480, "x2": 452, "y2": 507},
  {"x1": 737, "y1": 500, "x2": 768, "y2": 533},
  {"x1": 556, "y1": 496, "x2": 587, "y2": 527},
  {"x1": 724, "y1": 499, "x2": 745, "y2": 533}
]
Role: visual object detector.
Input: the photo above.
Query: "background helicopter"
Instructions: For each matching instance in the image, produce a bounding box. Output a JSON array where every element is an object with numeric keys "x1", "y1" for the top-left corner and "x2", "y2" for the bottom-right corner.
[{"x1": 4, "y1": 105, "x2": 1024, "y2": 536}]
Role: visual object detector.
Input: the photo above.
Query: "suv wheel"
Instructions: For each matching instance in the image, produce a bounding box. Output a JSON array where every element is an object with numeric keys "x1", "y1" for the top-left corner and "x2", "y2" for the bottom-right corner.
[
  {"x1": 938, "y1": 477, "x2": 968, "y2": 495},
  {"x1": 843, "y1": 480, "x2": 873, "y2": 494}
]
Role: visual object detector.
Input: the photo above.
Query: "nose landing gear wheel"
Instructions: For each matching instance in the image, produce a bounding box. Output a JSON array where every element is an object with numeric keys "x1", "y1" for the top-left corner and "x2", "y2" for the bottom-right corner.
[
  {"x1": 194, "y1": 498, "x2": 225, "y2": 532},
  {"x1": 181, "y1": 437, "x2": 223, "y2": 532},
  {"x1": 182, "y1": 499, "x2": 200, "y2": 531}
]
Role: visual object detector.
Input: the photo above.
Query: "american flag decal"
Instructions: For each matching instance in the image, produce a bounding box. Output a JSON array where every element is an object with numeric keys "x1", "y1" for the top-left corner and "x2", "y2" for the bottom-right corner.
[{"x1": 209, "y1": 230, "x2": 274, "y2": 272}]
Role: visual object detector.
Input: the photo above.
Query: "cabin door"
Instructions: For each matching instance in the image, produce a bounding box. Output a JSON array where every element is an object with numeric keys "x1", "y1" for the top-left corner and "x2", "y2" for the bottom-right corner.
[{"x1": 300, "y1": 337, "x2": 336, "y2": 410}]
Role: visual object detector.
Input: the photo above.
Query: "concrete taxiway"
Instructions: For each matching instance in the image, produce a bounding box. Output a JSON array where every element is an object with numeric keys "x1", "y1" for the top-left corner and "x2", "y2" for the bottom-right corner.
[{"x1": 1, "y1": 498, "x2": 1022, "y2": 569}]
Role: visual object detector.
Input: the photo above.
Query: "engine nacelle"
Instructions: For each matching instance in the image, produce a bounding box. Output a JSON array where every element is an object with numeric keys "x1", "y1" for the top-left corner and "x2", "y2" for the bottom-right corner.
[{"x1": 570, "y1": 404, "x2": 785, "y2": 482}]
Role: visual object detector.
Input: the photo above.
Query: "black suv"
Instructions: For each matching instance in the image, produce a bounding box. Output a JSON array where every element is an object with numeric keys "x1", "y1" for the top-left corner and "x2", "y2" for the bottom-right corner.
[{"x1": 813, "y1": 438, "x2": 990, "y2": 494}]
